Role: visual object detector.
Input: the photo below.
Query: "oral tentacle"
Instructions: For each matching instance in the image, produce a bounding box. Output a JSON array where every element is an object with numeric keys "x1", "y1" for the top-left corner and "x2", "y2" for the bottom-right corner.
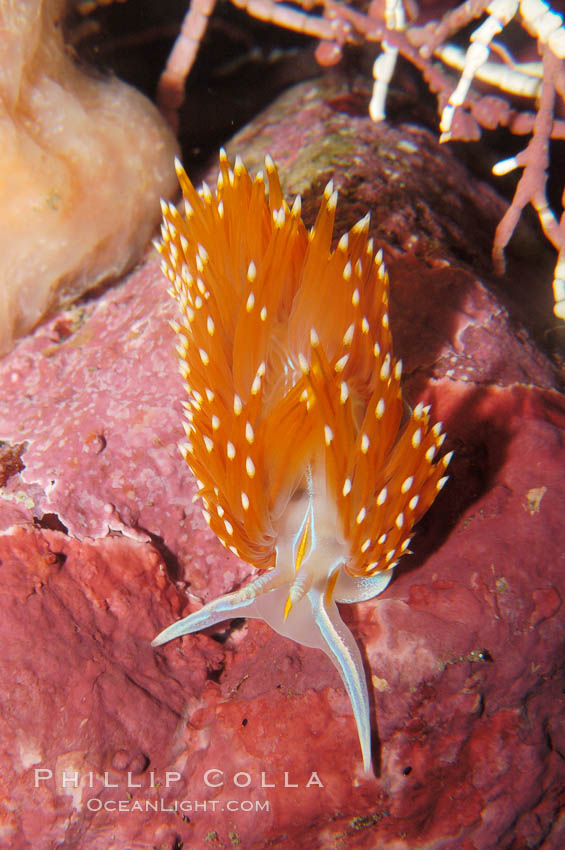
[
  {"x1": 309, "y1": 582, "x2": 373, "y2": 774},
  {"x1": 151, "y1": 569, "x2": 288, "y2": 646}
]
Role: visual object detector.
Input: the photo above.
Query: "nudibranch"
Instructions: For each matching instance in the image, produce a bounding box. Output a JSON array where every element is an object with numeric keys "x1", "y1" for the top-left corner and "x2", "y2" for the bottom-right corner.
[{"x1": 153, "y1": 150, "x2": 451, "y2": 773}]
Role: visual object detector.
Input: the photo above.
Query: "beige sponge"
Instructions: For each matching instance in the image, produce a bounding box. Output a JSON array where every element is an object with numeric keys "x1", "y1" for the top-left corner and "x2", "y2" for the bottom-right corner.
[{"x1": 0, "y1": 0, "x2": 179, "y2": 356}]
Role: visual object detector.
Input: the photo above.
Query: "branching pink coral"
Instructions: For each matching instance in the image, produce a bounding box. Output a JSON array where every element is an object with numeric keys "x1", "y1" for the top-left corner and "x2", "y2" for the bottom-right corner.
[{"x1": 158, "y1": 0, "x2": 565, "y2": 321}]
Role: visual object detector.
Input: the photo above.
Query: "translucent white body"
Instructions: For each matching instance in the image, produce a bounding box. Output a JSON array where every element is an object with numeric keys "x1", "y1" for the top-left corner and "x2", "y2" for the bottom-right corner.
[{"x1": 153, "y1": 477, "x2": 393, "y2": 774}]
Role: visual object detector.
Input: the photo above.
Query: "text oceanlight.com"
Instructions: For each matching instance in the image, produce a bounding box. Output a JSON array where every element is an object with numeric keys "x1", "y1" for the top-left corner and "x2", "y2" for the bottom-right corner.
[{"x1": 86, "y1": 798, "x2": 270, "y2": 813}]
